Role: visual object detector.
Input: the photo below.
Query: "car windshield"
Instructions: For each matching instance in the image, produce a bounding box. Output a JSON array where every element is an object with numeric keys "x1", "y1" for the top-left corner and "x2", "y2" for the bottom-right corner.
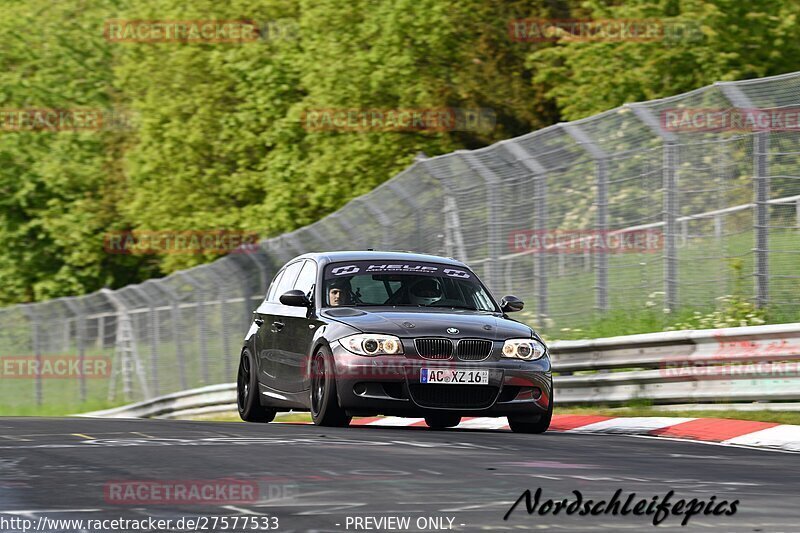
[{"x1": 322, "y1": 260, "x2": 497, "y2": 311}]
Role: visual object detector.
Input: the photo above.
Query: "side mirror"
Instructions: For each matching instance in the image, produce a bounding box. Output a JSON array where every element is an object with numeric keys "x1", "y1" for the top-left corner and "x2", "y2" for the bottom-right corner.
[
  {"x1": 500, "y1": 295, "x2": 524, "y2": 313},
  {"x1": 280, "y1": 289, "x2": 311, "y2": 308}
]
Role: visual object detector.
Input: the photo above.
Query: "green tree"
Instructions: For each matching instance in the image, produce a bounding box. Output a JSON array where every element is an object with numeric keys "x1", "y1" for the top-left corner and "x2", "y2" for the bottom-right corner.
[{"x1": 530, "y1": 0, "x2": 800, "y2": 120}]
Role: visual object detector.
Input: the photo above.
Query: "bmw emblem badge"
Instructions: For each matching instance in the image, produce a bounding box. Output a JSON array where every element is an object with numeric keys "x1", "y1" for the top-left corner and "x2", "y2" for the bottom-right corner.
[{"x1": 446, "y1": 328, "x2": 459, "y2": 335}]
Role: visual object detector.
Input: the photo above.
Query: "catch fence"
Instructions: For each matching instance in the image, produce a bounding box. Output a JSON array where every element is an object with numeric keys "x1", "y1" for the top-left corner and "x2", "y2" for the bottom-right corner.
[{"x1": 2, "y1": 71, "x2": 800, "y2": 409}]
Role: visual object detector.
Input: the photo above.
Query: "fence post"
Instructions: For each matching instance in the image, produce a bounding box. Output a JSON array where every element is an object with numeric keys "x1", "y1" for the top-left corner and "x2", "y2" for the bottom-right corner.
[
  {"x1": 97, "y1": 314, "x2": 105, "y2": 349},
  {"x1": 360, "y1": 199, "x2": 393, "y2": 250},
  {"x1": 717, "y1": 82, "x2": 770, "y2": 307},
  {"x1": 233, "y1": 255, "x2": 264, "y2": 332},
  {"x1": 272, "y1": 236, "x2": 298, "y2": 265},
  {"x1": 207, "y1": 266, "x2": 233, "y2": 379},
  {"x1": 244, "y1": 248, "x2": 271, "y2": 294},
  {"x1": 314, "y1": 217, "x2": 346, "y2": 251},
  {"x1": 286, "y1": 233, "x2": 306, "y2": 259},
  {"x1": 664, "y1": 143, "x2": 679, "y2": 311},
  {"x1": 388, "y1": 179, "x2": 423, "y2": 252},
  {"x1": 62, "y1": 297, "x2": 87, "y2": 402},
  {"x1": 307, "y1": 225, "x2": 329, "y2": 252},
  {"x1": 178, "y1": 272, "x2": 210, "y2": 385},
  {"x1": 101, "y1": 289, "x2": 150, "y2": 401},
  {"x1": 459, "y1": 152, "x2": 501, "y2": 291},
  {"x1": 130, "y1": 285, "x2": 159, "y2": 397},
  {"x1": 628, "y1": 103, "x2": 680, "y2": 311},
  {"x1": 562, "y1": 123, "x2": 609, "y2": 311},
  {"x1": 146, "y1": 280, "x2": 187, "y2": 391},
  {"x1": 796, "y1": 198, "x2": 800, "y2": 228},
  {"x1": 416, "y1": 160, "x2": 467, "y2": 261},
  {"x1": 754, "y1": 131, "x2": 770, "y2": 307},
  {"x1": 21, "y1": 304, "x2": 42, "y2": 406},
  {"x1": 58, "y1": 299, "x2": 71, "y2": 350},
  {"x1": 331, "y1": 214, "x2": 362, "y2": 249},
  {"x1": 499, "y1": 140, "x2": 549, "y2": 321}
]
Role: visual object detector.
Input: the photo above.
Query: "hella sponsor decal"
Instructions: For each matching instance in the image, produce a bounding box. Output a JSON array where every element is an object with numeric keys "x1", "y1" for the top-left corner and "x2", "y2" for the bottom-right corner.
[
  {"x1": 366, "y1": 264, "x2": 437, "y2": 273},
  {"x1": 325, "y1": 261, "x2": 472, "y2": 279}
]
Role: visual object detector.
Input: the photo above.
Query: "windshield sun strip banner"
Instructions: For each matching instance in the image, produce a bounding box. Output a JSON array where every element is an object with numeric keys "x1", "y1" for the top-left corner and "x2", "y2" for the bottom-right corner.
[{"x1": 323, "y1": 261, "x2": 473, "y2": 280}]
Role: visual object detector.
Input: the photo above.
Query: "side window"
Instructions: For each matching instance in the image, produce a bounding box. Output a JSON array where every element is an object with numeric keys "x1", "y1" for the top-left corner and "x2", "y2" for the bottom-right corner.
[
  {"x1": 266, "y1": 269, "x2": 285, "y2": 302},
  {"x1": 274, "y1": 261, "x2": 303, "y2": 300},
  {"x1": 294, "y1": 260, "x2": 317, "y2": 298}
]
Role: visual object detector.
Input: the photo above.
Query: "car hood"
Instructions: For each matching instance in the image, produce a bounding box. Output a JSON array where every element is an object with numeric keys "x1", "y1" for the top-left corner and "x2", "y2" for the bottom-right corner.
[{"x1": 322, "y1": 307, "x2": 533, "y2": 340}]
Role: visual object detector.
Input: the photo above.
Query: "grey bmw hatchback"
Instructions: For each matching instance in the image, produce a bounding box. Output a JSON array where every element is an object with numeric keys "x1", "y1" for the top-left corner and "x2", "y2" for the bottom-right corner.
[{"x1": 237, "y1": 251, "x2": 552, "y2": 432}]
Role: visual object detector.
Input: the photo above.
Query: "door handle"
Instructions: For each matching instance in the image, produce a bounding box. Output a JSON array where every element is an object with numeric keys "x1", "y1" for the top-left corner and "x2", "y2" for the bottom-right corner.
[
  {"x1": 254, "y1": 318, "x2": 264, "y2": 327},
  {"x1": 272, "y1": 321, "x2": 285, "y2": 331}
]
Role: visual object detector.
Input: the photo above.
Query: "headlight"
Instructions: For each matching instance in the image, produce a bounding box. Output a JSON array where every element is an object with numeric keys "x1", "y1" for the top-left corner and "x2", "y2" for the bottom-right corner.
[
  {"x1": 339, "y1": 334, "x2": 404, "y2": 356},
  {"x1": 502, "y1": 338, "x2": 546, "y2": 360}
]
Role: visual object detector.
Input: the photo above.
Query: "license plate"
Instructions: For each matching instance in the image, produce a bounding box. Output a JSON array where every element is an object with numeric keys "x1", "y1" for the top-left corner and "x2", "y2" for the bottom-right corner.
[{"x1": 420, "y1": 368, "x2": 489, "y2": 385}]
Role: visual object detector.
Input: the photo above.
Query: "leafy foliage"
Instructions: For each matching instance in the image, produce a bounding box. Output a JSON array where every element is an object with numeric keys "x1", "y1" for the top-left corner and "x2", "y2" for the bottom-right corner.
[
  {"x1": 531, "y1": 0, "x2": 800, "y2": 120},
  {"x1": 1, "y1": 0, "x2": 799, "y2": 304}
]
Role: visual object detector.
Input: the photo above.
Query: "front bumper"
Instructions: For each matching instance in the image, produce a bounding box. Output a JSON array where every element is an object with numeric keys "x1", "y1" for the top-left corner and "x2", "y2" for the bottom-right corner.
[{"x1": 330, "y1": 342, "x2": 552, "y2": 418}]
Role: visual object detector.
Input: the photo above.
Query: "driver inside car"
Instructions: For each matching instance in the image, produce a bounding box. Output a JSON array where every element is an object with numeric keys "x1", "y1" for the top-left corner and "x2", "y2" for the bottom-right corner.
[{"x1": 408, "y1": 277, "x2": 443, "y2": 306}]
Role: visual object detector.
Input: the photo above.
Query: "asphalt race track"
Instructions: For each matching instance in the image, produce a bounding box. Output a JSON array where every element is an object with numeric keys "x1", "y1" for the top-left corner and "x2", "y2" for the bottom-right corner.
[{"x1": 1, "y1": 418, "x2": 798, "y2": 533}]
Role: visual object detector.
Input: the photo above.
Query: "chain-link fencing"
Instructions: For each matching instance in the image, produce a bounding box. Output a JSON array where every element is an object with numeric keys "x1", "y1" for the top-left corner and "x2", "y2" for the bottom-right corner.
[{"x1": 1, "y1": 71, "x2": 799, "y2": 411}]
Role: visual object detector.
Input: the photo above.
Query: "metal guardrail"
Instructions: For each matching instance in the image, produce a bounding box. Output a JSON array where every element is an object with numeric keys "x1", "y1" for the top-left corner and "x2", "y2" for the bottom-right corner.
[
  {"x1": 81, "y1": 323, "x2": 800, "y2": 419},
  {"x1": 554, "y1": 323, "x2": 800, "y2": 405},
  {"x1": 79, "y1": 383, "x2": 237, "y2": 419}
]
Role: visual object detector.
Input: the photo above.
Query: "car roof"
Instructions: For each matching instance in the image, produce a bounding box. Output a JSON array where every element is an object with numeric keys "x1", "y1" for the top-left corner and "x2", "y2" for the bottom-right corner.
[{"x1": 291, "y1": 250, "x2": 469, "y2": 268}]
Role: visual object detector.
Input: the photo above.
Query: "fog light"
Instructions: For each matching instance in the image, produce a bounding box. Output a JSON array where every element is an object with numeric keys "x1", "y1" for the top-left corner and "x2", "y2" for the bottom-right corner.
[{"x1": 514, "y1": 387, "x2": 542, "y2": 401}]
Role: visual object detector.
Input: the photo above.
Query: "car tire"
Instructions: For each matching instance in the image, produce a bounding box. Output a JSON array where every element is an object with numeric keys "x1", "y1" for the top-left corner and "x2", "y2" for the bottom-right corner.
[
  {"x1": 424, "y1": 414, "x2": 462, "y2": 429},
  {"x1": 237, "y1": 348, "x2": 277, "y2": 423},
  {"x1": 507, "y1": 393, "x2": 553, "y2": 434},
  {"x1": 310, "y1": 346, "x2": 352, "y2": 427}
]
